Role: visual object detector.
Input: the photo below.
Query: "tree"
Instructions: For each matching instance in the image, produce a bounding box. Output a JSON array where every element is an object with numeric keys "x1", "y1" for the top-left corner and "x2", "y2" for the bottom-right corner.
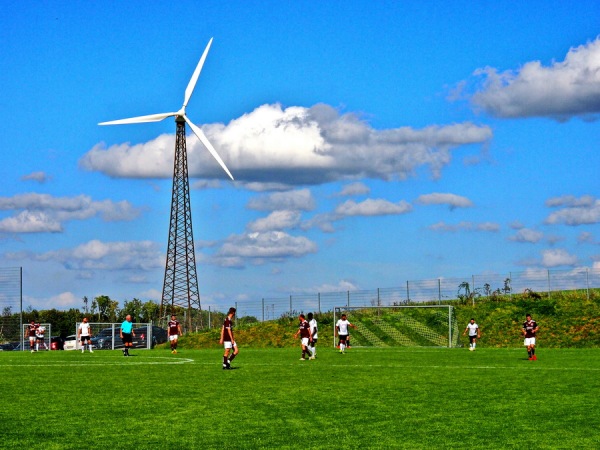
[{"x1": 94, "y1": 295, "x2": 119, "y2": 322}]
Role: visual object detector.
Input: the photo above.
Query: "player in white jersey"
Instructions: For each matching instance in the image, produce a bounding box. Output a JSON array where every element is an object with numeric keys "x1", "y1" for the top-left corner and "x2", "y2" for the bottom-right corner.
[
  {"x1": 78, "y1": 317, "x2": 93, "y2": 353},
  {"x1": 462, "y1": 318, "x2": 481, "y2": 351},
  {"x1": 307, "y1": 312, "x2": 318, "y2": 360},
  {"x1": 335, "y1": 314, "x2": 356, "y2": 354}
]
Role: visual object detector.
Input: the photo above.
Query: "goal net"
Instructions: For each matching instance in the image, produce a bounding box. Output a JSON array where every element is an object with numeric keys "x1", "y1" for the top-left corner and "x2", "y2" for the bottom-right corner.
[{"x1": 333, "y1": 305, "x2": 460, "y2": 348}]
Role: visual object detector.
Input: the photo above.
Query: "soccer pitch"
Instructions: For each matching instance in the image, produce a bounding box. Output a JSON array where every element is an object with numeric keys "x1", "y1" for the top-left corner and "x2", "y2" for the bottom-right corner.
[{"x1": 1, "y1": 347, "x2": 598, "y2": 449}]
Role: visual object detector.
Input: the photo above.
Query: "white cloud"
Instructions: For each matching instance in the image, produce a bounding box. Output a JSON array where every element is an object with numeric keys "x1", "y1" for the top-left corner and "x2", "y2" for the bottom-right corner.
[
  {"x1": 541, "y1": 248, "x2": 578, "y2": 267},
  {"x1": 24, "y1": 292, "x2": 81, "y2": 311},
  {"x1": 247, "y1": 189, "x2": 315, "y2": 212},
  {"x1": 247, "y1": 210, "x2": 302, "y2": 232},
  {"x1": 545, "y1": 197, "x2": 600, "y2": 226},
  {"x1": 416, "y1": 193, "x2": 473, "y2": 209},
  {"x1": 467, "y1": 37, "x2": 600, "y2": 120},
  {"x1": 82, "y1": 103, "x2": 492, "y2": 186},
  {"x1": 0, "y1": 193, "x2": 142, "y2": 233},
  {"x1": 21, "y1": 171, "x2": 50, "y2": 183},
  {"x1": 429, "y1": 221, "x2": 500, "y2": 232},
  {"x1": 335, "y1": 199, "x2": 412, "y2": 217},
  {"x1": 337, "y1": 182, "x2": 371, "y2": 197},
  {"x1": 14, "y1": 239, "x2": 164, "y2": 271},
  {"x1": 508, "y1": 228, "x2": 544, "y2": 243},
  {"x1": 213, "y1": 231, "x2": 318, "y2": 268}
]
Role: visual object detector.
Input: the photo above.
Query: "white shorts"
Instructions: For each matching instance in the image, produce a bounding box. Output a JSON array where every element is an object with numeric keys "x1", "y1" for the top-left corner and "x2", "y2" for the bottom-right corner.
[
  {"x1": 169, "y1": 335, "x2": 178, "y2": 341},
  {"x1": 29, "y1": 336, "x2": 36, "y2": 342},
  {"x1": 524, "y1": 337, "x2": 536, "y2": 346},
  {"x1": 224, "y1": 341, "x2": 237, "y2": 349},
  {"x1": 301, "y1": 337, "x2": 309, "y2": 346}
]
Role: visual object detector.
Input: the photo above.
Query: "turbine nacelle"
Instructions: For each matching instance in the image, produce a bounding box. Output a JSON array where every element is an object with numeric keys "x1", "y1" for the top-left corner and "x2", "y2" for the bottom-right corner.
[{"x1": 98, "y1": 38, "x2": 234, "y2": 181}]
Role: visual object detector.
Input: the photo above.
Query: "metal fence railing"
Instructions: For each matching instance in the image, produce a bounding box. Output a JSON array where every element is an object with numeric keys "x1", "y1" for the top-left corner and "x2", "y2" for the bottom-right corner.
[{"x1": 222, "y1": 267, "x2": 600, "y2": 323}]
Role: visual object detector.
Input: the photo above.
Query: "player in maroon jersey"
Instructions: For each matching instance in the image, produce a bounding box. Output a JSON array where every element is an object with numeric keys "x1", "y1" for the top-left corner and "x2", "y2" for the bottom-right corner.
[
  {"x1": 522, "y1": 314, "x2": 539, "y2": 360},
  {"x1": 219, "y1": 307, "x2": 238, "y2": 370},
  {"x1": 293, "y1": 314, "x2": 313, "y2": 360},
  {"x1": 25, "y1": 320, "x2": 38, "y2": 353},
  {"x1": 168, "y1": 314, "x2": 183, "y2": 354}
]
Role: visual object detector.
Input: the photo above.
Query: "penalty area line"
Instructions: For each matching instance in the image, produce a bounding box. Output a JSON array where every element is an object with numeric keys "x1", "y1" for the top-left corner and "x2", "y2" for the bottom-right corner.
[{"x1": 0, "y1": 356, "x2": 195, "y2": 367}]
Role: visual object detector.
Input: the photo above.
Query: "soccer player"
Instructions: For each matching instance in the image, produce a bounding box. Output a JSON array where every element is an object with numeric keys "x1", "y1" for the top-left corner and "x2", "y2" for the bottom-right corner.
[
  {"x1": 25, "y1": 320, "x2": 38, "y2": 353},
  {"x1": 463, "y1": 318, "x2": 481, "y2": 351},
  {"x1": 35, "y1": 325, "x2": 46, "y2": 351},
  {"x1": 78, "y1": 317, "x2": 93, "y2": 353},
  {"x1": 119, "y1": 314, "x2": 136, "y2": 357},
  {"x1": 307, "y1": 312, "x2": 318, "y2": 360},
  {"x1": 294, "y1": 314, "x2": 313, "y2": 360},
  {"x1": 168, "y1": 314, "x2": 183, "y2": 354},
  {"x1": 522, "y1": 313, "x2": 539, "y2": 360},
  {"x1": 219, "y1": 307, "x2": 238, "y2": 370},
  {"x1": 335, "y1": 314, "x2": 356, "y2": 354}
]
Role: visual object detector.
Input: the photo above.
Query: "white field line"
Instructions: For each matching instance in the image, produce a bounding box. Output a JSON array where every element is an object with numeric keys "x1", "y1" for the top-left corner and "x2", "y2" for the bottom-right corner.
[{"x1": 0, "y1": 356, "x2": 195, "y2": 367}]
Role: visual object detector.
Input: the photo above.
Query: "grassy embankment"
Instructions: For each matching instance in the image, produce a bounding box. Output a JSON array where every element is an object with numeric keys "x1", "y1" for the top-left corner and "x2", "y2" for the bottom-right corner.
[{"x1": 168, "y1": 289, "x2": 600, "y2": 349}]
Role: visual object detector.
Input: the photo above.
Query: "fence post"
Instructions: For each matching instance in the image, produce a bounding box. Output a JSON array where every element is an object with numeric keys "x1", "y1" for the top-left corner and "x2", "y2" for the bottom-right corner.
[
  {"x1": 318, "y1": 292, "x2": 321, "y2": 314},
  {"x1": 347, "y1": 291, "x2": 350, "y2": 308},
  {"x1": 586, "y1": 269, "x2": 590, "y2": 301},
  {"x1": 208, "y1": 306, "x2": 211, "y2": 329},
  {"x1": 406, "y1": 280, "x2": 410, "y2": 305}
]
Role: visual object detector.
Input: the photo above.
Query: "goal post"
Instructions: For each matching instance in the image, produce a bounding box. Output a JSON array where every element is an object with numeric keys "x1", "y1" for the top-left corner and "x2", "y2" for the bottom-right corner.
[{"x1": 333, "y1": 305, "x2": 460, "y2": 348}]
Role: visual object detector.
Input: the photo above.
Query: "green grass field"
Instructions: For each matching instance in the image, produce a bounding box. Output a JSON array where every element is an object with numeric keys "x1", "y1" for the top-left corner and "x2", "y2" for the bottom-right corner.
[{"x1": 1, "y1": 347, "x2": 598, "y2": 449}]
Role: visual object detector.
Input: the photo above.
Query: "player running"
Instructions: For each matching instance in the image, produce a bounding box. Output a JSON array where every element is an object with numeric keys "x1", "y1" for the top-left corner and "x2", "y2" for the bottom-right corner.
[
  {"x1": 335, "y1": 314, "x2": 356, "y2": 354},
  {"x1": 168, "y1": 314, "x2": 183, "y2": 354},
  {"x1": 463, "y1": 318, "x2": 481, "y2": 351},
  {"x1": 307, "y1": 312, "x2": 318, "y2": 360},
  {"x1": 522, "y1": 313, "x2": 539, "y2": 360}
]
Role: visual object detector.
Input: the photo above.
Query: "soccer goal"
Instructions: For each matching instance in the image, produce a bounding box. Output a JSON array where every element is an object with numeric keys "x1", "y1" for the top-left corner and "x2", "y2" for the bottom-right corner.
[{"x1": 333, "y1": 305, "x2": 460, "y2": 348}]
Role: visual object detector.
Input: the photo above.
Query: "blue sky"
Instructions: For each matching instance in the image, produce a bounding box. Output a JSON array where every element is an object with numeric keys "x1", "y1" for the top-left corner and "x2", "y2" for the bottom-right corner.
[{"x1": 1, "y1": 1, "x2": 599, "y2": 312}]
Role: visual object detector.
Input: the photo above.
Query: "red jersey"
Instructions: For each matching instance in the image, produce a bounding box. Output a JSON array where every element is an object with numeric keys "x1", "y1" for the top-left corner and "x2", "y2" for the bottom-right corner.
[
  {"x1": 168, "y1": 320, "x2": 180, "y2": 335},
  {"x1": 298, "y1": 320, "x2": 311, "y2": 338},
  {"x1": 523, "y1": 319, "x2": 538, "y2": 338},
  {"x1": 222, "y1": 317, "x2": 234, "y2": 342},
  {"x1": 27, "y1": 323, "x2": 38, "y2": 337}
]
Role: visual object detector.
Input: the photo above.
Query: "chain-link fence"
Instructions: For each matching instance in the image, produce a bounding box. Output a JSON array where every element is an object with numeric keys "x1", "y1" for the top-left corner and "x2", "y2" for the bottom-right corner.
[
  {"x1": 0, "y1": 267, "x2": 21, "y2": 348},
  {"x1": 224, "y1": 267, "x2": 600, "y2": 323}
]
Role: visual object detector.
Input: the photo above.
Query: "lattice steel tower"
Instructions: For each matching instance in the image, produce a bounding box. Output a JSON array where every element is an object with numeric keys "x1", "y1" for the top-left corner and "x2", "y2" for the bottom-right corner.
[
  {"x1": 160, "y1": 117, "x2": 201, "y2": 330},
  {"x1": 98, "y1": 38, "x2": 234, "y2": 331}
]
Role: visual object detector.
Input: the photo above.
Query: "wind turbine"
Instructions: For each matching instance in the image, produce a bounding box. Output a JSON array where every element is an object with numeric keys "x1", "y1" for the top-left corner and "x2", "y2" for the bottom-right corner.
[{"x1": 99, "y1": 38, "x2": 233, "y2": 330}]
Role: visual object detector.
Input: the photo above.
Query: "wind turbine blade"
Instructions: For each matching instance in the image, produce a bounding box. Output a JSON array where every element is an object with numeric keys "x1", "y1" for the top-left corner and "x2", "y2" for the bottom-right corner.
[
  {"x1": 183, "y1": 38, "x2": 213, "y2": 108},
  {"x1": 99, "y1": 112, "x2": 175, "y2": 125},
  {"x1": 184, "y1": 115, "x2": 234, "y2": 180}
]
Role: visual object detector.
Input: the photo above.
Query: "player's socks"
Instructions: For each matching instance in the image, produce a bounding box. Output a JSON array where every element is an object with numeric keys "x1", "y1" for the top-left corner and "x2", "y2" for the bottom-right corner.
[{"x1": 228, "y1": 353, "x2": 236, "y2": 363}]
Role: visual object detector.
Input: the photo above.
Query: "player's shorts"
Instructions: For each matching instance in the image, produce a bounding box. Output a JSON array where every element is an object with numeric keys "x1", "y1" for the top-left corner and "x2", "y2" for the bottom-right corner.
[
  {"x1": 469, "y1": 335, "x2": 477, "y2": 343},
  {"x1": 223, "y1": 341, "x2": 237, "y2": 349},
  {"x1": 80, "y1": 336, "x2": 91, "y2": 343},
  {"x1": 338, "y1": 334, "x2": 348, "y2": 343},
  {"x1": 169, "y1": 335, "x2": 178, "y2": 341},
  {"x1": 36, "y1": 336, "x2": 44, "y2": 341},
  {"x1": 301, "y1": 337, "x2": 309, "y2": 346},
  {"x1": 122, "y1": 333, "x2": 133, "y2": 344},
  {"x1": 524, "y1": 337, "x2": 536, "y2": 346},
  {"x1": 29, "y1": 336, "x2": 36, "y2": 342},
  {"x1": 311, "y1": 338, "x2": 318, "y2": 345}
]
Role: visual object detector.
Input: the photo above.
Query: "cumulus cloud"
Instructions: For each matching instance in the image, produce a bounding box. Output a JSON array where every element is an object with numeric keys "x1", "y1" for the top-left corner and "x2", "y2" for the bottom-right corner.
[
  {"x1": 0, "y1": 193, "x2": 142, "y2": 233},
  {"x1": 337, "y1": 182, "x2": 371, "y2": 197},
  {"x1": 416, "y1": 193, "x2": 473, "y2": 209},
  {"x1": 541, "y1": 248, "x2": 578, "y2": 267},
  {"x1": 10, "y1": 239, "x2": 164, "y2": 271},
  {"x1": 466, "y1": 37, "x2": 600, "y2": 120},
  {"x1": 82, "y1": 103, "x2": 492, "y2": 186},
  {"x1": 429, "y1": 221, "x2": 500, "y2": 232},
  {"x1": 508, "y1": 228, "x2": 544, "y2": 243},
  {"x1": 212, "y1": 231, "x2": 318, "y2": 268},
  {"x1": 21, "y1": 171, "x2": 51, "y2": 183},
  {"x1": 545, "y1": 195, "x2": 600, "y2": 225},
  {"x1": 335, "y1": 198, "x2": 412, "y2": 217},
  {"x1": 247, "y1": 189, "x2": 315, "y2": 212},
  {"x1": 247, "y1": 210, "x2": 302, "y2": 232}
]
